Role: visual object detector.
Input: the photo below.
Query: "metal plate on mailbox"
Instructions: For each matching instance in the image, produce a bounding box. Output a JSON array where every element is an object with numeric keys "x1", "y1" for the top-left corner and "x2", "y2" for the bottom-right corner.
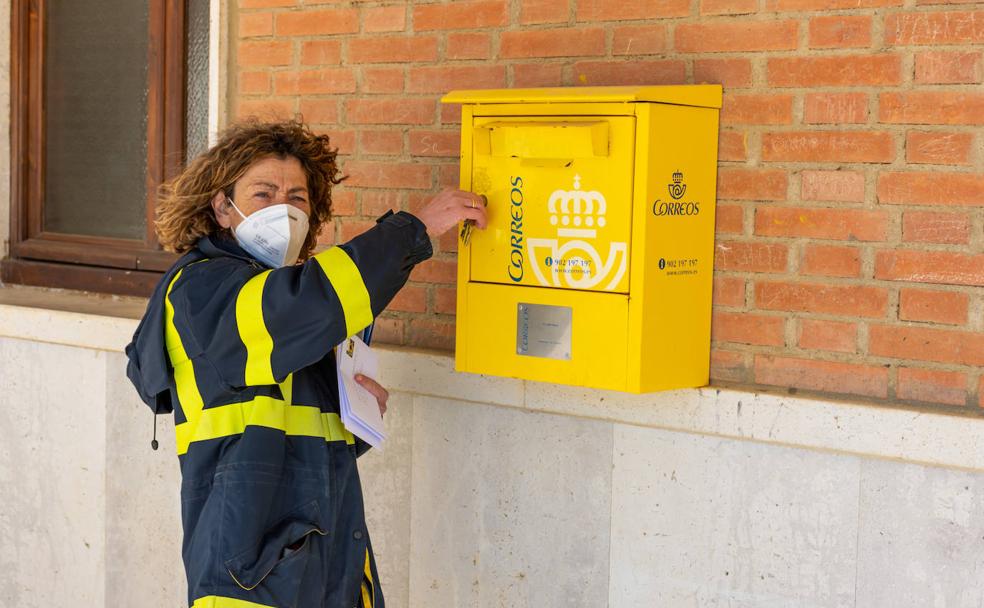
[{"x1": 516, "y1": 303, "x2": 572, "y2": 360}]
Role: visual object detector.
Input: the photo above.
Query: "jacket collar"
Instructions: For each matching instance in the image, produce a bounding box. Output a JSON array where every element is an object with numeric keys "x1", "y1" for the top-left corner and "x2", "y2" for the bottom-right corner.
[{"x1": 197, "y1": 232, "x2": 257, "y2": 264}]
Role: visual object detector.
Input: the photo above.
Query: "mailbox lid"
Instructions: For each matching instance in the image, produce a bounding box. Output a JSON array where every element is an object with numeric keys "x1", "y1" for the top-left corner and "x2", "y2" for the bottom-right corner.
[
  {"x1": 443, "y1": 85, "x2": 723, "y2": 109},
  {"x1": 467, "y1": 115, "x2": 635, "y2": 294}
]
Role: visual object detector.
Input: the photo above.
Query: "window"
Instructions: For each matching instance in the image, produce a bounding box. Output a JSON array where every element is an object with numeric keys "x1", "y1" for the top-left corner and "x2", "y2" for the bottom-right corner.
[{"x1": 3, "y1": 0, "x2": 211, "y2": 296}]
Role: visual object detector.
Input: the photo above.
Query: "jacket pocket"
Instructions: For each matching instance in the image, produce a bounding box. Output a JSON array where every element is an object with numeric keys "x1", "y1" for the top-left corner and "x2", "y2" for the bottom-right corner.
[{"x1": 223, "y1": 498, "x2": 327, "y2": 592}]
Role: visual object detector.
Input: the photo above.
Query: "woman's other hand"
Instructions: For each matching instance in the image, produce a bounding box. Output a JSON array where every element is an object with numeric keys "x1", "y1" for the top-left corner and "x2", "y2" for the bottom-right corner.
[
  {"x1": 354, "y1": 374, "x2": 389, "y2": 417},
  {"x1": 414, "y1": 188, "x2": 488, "y2": 237}
]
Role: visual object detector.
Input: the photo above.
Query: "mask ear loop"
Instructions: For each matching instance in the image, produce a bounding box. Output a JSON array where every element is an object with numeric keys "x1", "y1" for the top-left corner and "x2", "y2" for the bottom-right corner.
[{"x1": 226, "y1": 196, "x2": 249, "y2": 222}]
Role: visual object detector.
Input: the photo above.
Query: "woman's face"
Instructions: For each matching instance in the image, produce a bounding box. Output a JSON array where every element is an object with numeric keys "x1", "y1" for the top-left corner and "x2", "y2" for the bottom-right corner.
[{"x1": 212, "y1": 155, "x2": 311, "y2": 230}]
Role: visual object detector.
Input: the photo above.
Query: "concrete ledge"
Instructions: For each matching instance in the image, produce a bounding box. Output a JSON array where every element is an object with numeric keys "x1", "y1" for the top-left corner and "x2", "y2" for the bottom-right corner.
[
  {"x1": 0, "y1": 303, "x2": 138, "y2": 353},
  {"x1": 2, "y1": 298, "x2": 983, "y2": 472}
]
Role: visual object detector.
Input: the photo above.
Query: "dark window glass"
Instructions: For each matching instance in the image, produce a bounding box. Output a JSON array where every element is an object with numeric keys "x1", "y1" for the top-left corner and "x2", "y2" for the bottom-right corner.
[{"x1": 43, "y1": 1, "x2": 150, "y2": 239}]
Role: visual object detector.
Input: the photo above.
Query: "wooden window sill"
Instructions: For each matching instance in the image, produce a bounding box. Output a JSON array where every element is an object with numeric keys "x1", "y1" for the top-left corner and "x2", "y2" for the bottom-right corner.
[{"x1": 1, "y1": 258, "x2": 163, "y2": 297}]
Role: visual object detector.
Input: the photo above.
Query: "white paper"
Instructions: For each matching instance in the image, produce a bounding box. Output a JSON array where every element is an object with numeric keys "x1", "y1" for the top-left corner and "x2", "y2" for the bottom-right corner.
[{"x1": 336, "y1": 335, "x2": 386, "y2": 448}]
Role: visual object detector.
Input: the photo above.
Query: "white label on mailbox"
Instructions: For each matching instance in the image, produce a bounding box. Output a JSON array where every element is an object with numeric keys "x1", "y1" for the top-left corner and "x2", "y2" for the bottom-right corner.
[
  {"x1": 527, "y1": 175, "x2": 628, "y2": 291},
  {"x1": 517, "y1": 303, "x2": 572, "y2": 360}
]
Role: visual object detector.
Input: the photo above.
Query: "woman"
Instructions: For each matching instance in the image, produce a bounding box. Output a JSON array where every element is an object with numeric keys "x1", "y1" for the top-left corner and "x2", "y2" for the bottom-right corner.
[{"x1": 125, "y1": 120, "x2": 486, "y2": 608}]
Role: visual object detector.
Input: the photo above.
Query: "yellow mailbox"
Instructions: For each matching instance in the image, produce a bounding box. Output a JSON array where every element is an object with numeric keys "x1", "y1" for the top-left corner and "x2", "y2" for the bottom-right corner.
[{"x1": 442, "y1": 86, "x2": 722, "y2": 393}]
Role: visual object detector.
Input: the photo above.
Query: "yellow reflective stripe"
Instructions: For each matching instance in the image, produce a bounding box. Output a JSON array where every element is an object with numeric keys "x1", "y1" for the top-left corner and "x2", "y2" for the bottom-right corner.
[
  {"x1": 191, "y1": 596, "x2": 274, "y2": 608},
  {"x1": 280, "y1": 373, "x2": 293, "y2": 404},
  {"x1": 323, "y1": 411, "x2": 355, "y2": 444},
  {"x1": 313, "y1": 247, "x2": 373, "y2": 338},
  {"x1": 363, "y1": 549, "x2": 375, "y2": 608},
  {"x1": 236, "y1": 270, "x2": 276, "y2": 386},
  {"x1": 164, "y1": 268, "x2": 206, "y2": 447},
  {"x1": 164, "y1": 269, "x2": 189, "y2": 363},
  {"x1": 176, "y1": 401, "x2": 355, "y2": 455}
]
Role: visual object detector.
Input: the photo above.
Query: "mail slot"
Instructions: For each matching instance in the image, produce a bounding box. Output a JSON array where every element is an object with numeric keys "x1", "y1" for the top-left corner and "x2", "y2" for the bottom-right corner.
[{"x1": 443, "y1": 86, "x2": 722, "y2": 393}]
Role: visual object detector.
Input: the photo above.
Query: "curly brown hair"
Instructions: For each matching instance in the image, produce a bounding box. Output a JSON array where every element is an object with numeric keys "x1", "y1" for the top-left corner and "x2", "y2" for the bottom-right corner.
[{"x1": 156, "y1": 119, "x2": 344, "y2": 258}]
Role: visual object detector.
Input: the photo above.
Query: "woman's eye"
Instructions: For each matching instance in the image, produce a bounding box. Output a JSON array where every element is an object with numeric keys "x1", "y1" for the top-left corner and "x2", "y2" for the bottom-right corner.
[
  {"x1": 254, "y1": 192, "x2": 271, "y2": 199},
  {"x1": 291, "y1": 196, "x2": 308, "y2": 203}
]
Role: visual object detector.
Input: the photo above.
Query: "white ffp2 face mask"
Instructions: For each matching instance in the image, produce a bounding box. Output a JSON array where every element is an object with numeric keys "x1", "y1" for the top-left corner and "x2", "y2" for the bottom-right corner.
[{"x1": 228, "y1": 199, "x2": 310, "y2": 268}]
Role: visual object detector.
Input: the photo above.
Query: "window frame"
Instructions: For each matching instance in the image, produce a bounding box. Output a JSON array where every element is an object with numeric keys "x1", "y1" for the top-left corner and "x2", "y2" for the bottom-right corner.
[{"x1": 3, "y1": 0, "x2": 188, "y2": 296}]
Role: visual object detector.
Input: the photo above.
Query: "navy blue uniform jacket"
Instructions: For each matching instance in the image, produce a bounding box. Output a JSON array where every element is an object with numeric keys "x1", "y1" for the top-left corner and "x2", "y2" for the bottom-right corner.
[{"x1": 125, "y1": 211, "x2": 432, "y2": 608}]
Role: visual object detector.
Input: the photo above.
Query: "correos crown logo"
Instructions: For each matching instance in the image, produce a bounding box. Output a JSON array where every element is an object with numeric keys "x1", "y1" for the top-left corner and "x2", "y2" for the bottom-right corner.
[
  {"x1": 527, "y1": 175, "x2": 628, "y2": 291},
  {"x1": 668, "y1": 171, "x2": 687, "y2": 200},
  {"x1": 653, "y1": 171, "x2": 700, "y2": 217}
]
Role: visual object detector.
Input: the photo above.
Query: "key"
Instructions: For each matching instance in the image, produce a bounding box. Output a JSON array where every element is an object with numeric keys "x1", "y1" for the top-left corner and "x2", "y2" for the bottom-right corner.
[{"x1": 460, "y1": 194, "x2": 488, "y2": 246}]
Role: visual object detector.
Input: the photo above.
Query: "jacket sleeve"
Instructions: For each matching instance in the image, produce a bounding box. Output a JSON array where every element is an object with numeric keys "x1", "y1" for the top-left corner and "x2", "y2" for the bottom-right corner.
[{"x1": 169, "y1": 211, "x2": 432, "y2": 389}]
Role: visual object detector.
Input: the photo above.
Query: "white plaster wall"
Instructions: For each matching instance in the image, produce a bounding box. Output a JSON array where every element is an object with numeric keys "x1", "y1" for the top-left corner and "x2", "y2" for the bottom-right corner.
[
  {"x1": 358, "y1": 391, "x2": 415, "y2": 608},
  {"x1": 856, "y1": 460, "x2": 984, "y2": 607},
  {"x1": 610, "y1": 425, "x2": 861, "y2": 607},
  {"x1": 408, "y1": 396, "x2": 613, "y2": 608},
  {"x1": 4, "y1": 308, "x2": 984, "y2": 607},
  {"x1": 103, "y1": 350, "x2": 185, "y2": 607},
  {"x1": 0, "y1": 338, "x2": 107, "y2": 607}
]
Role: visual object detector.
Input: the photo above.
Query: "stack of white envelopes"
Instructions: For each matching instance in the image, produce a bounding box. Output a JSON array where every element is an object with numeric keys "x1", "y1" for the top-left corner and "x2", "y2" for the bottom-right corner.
[{"x1": 336, "y1": 335, "x2": 386, "y2": 449}]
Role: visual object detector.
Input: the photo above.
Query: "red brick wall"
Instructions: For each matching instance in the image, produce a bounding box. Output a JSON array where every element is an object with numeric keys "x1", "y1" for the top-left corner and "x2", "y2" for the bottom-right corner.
[{"x1": 232, "y1": 0, "x2": 983, "y2": 409}]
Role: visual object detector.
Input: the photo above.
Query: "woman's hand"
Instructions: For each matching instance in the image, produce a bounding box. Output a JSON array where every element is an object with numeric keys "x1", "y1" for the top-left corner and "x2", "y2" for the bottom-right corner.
[
  {"x1": 355, "y1": 374, "x2": 389, "y2": 417},
  {"x1": 414, "y1": 188, "x2": 488, "y2": 237}
]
